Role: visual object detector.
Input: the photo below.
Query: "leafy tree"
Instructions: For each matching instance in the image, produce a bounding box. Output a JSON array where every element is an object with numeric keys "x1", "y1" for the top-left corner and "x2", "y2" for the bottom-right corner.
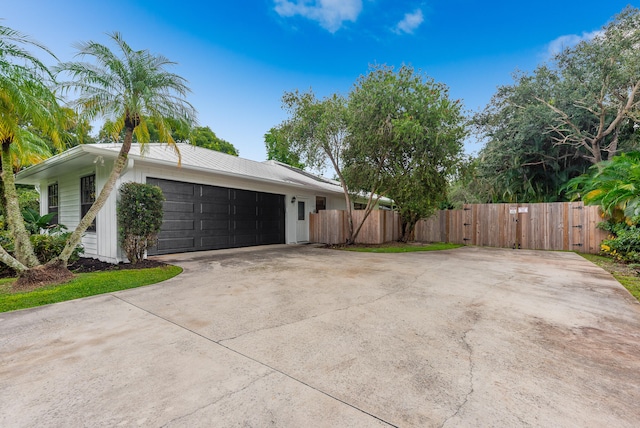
[
  {"x1": 52, "y1": 32, "x2": 196, "y2": 274},
  {"x1": 264, "y1": 126, "x2": 305, "y2": 169},
  {"x1": 472, "y1": 68, "x2": 593, "y2": 203},
  {"x1": 345, "y1": 65, "x2": 466, "y2": 240},
  {"x1": 280, "y1": 90, "x2": 368, "y2": 242},
  {"x1": 538, "y1": 6, "x2": 640, "y2": 164},
  {"x1": 470, "y1": 7, "x2": 640, "y2": 204},
  {"x1": 117, "y1": 182, "x2": 164, "y2": 264},
  {"x1": 192, "y1": 126, "x2": 238, "y2": 156},
  {"x1": 0, "y1": 25, "x2": 65, "y2": 273}
]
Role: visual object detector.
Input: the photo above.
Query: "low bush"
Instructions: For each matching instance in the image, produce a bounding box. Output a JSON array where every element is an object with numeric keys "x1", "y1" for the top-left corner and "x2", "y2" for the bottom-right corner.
[
  {"x1": 598, "y1": 219, "x2": 640, "y2": 263},
  {"x1": 117, "y1": 182, "x2": 165, "y2": 264},
  {"x1": 0, "y1": 231, "x2": 84, "y2": 277}
]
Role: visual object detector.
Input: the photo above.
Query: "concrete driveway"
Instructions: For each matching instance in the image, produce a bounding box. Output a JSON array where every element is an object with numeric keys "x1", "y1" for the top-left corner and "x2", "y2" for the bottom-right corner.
[{"x1": 1, "y1": 246, "x2": 639, "y2": 427}]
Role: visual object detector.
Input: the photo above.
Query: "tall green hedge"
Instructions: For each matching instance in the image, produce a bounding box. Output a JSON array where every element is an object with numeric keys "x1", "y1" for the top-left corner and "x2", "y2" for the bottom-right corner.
[{"x1": 117, "y1": 182, "x2": 165, "y2": 264}]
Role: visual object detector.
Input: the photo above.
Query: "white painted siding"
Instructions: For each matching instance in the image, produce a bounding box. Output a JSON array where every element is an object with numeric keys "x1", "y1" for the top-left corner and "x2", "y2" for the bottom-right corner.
[{"x1": 39, "y1": 165, "x2": 102, "y2": 259}]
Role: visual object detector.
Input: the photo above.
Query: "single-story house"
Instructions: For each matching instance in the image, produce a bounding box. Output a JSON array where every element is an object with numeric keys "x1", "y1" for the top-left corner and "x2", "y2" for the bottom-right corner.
[{"x1": 15, "y1": 143, "x2": 357, "y2": 263}]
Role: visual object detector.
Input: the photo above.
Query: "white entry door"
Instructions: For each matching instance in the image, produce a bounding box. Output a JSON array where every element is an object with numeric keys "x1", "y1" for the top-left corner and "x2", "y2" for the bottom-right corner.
[{"x1": 296, "y1": 199, "x2": 309, "y2": 242}]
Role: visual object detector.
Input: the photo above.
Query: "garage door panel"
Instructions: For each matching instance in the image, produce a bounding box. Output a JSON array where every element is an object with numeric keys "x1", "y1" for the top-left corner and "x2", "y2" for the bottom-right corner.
[
  {"x1": 234, "y1": 220, "x2": 258, "y2": 231},
  {"x1": 200, "y1": 219, "x2": 231, "y2": 231},
  {"x1": 201, "y1": 186, "x2": 229, "y2": 199},
  {"x1": 147, "y1": 178, "x2": 285, "y2": 255},
  {"x1": 201, "y1": 202, "x2": 230, "y2": 215},
  {"x1": 157, "y1": 237, "x2": 195, "y2": 250},
  {"x1": 233, "y1": 190, "x2": 257, "y2": 204},
  {"x1": 164, "y1": 201, "x2": 194, "y2": 213},
  {"x1": 200, "y1": 235, "x2": 231, "y2": 248},
  {"x1": 233, "y1": 234, "x2": 258, "y2": 246},
  {"x1": 161, "y1": 220, "x2": 195, "y2": 231}
]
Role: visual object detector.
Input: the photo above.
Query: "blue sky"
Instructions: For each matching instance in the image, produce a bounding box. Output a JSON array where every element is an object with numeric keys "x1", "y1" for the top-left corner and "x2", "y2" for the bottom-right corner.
[{"x1": 4, "y1": 1, "x2": 636, "y2": 161}]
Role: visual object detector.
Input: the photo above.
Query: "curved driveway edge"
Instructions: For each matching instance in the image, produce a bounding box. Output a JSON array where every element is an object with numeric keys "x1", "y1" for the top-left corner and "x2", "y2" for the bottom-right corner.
[{"x1": 1, "y1": 245, "x2": 639, "y2": 427}]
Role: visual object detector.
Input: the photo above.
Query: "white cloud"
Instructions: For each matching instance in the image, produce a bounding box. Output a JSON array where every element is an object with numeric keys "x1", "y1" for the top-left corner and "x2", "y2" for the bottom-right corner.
[
  {"x1": 546, "y1": 30, "x2": 603, "y2": 57},
  {"x1": 394, "y1": 9, "x2": 424, "y2": 35},
  {"x1": 274, "y1": 0, "x2": 363, "y2": 33}
]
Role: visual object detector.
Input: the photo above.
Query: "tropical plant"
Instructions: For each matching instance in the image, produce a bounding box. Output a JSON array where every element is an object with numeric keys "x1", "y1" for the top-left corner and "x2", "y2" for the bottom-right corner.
[
  {"x1": 565, "y1": 152, "x2": 640, "y2": 218},
  {"x1": 53, "y1": 32, "x2": 196, "y2": 271},
  {"x1": 0, "y1": 25, "x2": 65, "y2": 273},
  {"x1": 117, "y1": 182, "x2": 164, "y2": 264},
  {"x1": 21, "y1": 207, "x2": 57, "y2": 235}
]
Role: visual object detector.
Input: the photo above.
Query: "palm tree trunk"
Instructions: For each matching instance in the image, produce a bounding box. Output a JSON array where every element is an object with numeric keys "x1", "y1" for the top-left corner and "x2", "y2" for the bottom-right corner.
[
  {"x1": 0, "y1": 244, "x2": 28, "y2": 272},
  {"x1": 1, "y1": 142, "x2": 41, "y2": 268},
  {"x1": 55, "y1": 130, "x2": 133, "y2": 265}
]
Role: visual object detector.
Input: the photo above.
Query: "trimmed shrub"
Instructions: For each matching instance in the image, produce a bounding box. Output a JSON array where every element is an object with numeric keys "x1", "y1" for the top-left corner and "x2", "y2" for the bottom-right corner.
[{"x1": 117, "y1": 182, "x2": 165, "y2": 264}]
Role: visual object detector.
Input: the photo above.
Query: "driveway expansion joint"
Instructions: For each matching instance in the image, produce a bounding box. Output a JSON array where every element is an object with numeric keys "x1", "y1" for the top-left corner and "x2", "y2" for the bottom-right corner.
[
  {"x1": 111, "y1": 294, "x2": 398, "y2": 428},
  {"x1": 160, "y1": 371, "x2": 275, "y2": 427}
]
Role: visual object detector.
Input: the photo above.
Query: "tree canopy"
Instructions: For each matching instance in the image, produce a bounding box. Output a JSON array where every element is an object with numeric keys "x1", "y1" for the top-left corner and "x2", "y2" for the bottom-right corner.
[
  {"x1": 264, "y1": 126, "x2": 304, "y2": 169},
  {"x1": 465, "y1": 6, "x2": 640, "y2": 204},
  {"x1": 277, "y1": 65, "x2": 466, "y2": 242},
  {"x1": 345, "y1": 65, "x2": 466, "y2": 239}
]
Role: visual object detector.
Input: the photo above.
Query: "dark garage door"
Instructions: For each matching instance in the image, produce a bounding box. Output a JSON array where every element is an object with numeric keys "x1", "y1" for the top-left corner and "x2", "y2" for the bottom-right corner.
[{"x1": 147, "y1": 178, "x2": 285, "y2": 255}]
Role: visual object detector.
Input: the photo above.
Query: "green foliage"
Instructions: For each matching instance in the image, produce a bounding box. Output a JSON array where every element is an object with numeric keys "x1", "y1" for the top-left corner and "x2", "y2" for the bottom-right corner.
[
  {"x1": 21, "y1": 207, "x2": 56, "y2": 234},
  {"x1": 264, "y1": 126, "x2": 305, "y2": 169},
  {"x1": 470, "y1": 7, "x2": 640, "y2": 203},
  {"x1": 598, "y1": 220, "x2": 640, "y2": 263},
  {"x1": 564, "y1": 152, "x2": 640, "y2": 218},
  {"x1": 54, "y1": 31, "x2": 196, "y2": 265},
  {"x1": 117, "y1": 182, "x2": 165, "y2": 264},
  {"x1": 192, "y1": 126, "x2": 238, "y2": 156},
  {"x1": 345, "y1": 65, "x2": 466, "y2": 240},
  {"x1": 0, "y1": 230, "x2": 83, "y2": 276},
  {"x1": 30, "y1": 232, "x2": 83, "y2": 264},
  {"x1": 17, "y1": 187, "x2": 39, "y2": 212},
  {"x1": 472, "y1": 68, "x2": 592, "y2": 203},
  {"x1": 0, "y1": 265, "x2": 182, "y2": 312}
]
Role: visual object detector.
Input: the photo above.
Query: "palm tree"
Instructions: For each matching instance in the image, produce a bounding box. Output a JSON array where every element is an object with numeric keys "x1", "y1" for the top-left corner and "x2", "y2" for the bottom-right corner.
[
  {"x1": 53, "y1": 32, "x2": 196, "y2": 265},
  {"x1": 0, "y1": 25, "x2": 64, "y2": 272}
]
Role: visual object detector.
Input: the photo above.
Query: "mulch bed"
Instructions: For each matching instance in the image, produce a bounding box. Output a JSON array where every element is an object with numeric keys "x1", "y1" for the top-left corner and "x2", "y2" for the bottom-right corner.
[
  {"x1": 68, "y1": 258, "x2": 168, "y2": 273},
  {"x1": 0, "y1": 258, "x2": 168, "y2": 280}
]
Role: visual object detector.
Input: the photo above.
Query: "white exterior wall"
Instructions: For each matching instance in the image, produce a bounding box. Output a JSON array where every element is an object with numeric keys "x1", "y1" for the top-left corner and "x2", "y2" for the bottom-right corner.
[
  {"x1": 39, "y1": 160, "x2": 346, "y2": 262},
  {"x1": 40, "y1": 164, "x2": 104, "y2": 260}
]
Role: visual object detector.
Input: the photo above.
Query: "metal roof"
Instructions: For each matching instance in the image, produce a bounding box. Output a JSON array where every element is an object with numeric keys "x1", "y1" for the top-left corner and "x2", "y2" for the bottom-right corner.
[{"x1": 16, "y1": 143, "x2": 345, "y2": 195}]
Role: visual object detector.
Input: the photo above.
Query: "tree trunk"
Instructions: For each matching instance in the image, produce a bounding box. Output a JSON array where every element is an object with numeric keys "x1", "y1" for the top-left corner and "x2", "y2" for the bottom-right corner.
[
  {"x1": 0, "y1": 244, "x2": 28, "y2": 273},
  {"x1": 401, "y1": 215, "x2": 418, "y2": 243},
  {"x1": 1, "y1": 142, "x2": 41, "y2": 268},
  {"x1": 54, "y1": 129, "x2": 133, "y2": 265}
]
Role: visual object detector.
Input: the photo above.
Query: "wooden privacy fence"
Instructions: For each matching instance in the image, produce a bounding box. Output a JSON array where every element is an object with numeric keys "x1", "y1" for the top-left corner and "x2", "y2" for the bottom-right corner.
[
  {"x1": 310, "y1": 210, "x2": 401, "y2": 244},
  {"x1": 415, "y1": 202, "x2": 608, "y2": 254}
]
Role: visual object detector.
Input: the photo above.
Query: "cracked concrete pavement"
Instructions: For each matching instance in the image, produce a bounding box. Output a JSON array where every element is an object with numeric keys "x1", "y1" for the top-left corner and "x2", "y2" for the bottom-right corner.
[{"x1": 1, "y1": 245, "x2": 640, "y2": 427}]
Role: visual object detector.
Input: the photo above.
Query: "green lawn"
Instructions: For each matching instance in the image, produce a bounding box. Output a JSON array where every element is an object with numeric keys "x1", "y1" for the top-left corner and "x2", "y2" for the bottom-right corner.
[
  {"x1": 342, "y1": 242, "x2": 462, "y2": 253},
  {"x1": 580, "y1": 253, "x2": 640, "y2": 302},
  {"x1": 0, "y1": 266, "x2": 182, "y2": 313}
]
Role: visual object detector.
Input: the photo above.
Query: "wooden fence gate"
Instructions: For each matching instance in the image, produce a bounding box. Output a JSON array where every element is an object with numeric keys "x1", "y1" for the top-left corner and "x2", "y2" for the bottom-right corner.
[{"x1": 415, "y1": 202, "x2": 608, "y2": 254}]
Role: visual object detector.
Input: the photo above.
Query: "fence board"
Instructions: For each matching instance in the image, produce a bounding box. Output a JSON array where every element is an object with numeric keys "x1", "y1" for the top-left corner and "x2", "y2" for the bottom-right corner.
[
  {"x1": 415, "y1": 202, "x2": 606, "y2": 254},
  {"x1": 309, "y1": 210, "x2": 401, "y2": 245}
]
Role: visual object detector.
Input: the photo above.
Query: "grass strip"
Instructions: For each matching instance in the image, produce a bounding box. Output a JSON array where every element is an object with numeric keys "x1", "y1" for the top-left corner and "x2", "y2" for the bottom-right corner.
[
  {"x1": 0, "y1": 266, "x2": 182, "y2": 313},
  {"x1": 343, "y1": 242, "x2": 462, "y2": 253},
  {"x1": 580, "y1": 253, "x2": 640, "y2": 301}
]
